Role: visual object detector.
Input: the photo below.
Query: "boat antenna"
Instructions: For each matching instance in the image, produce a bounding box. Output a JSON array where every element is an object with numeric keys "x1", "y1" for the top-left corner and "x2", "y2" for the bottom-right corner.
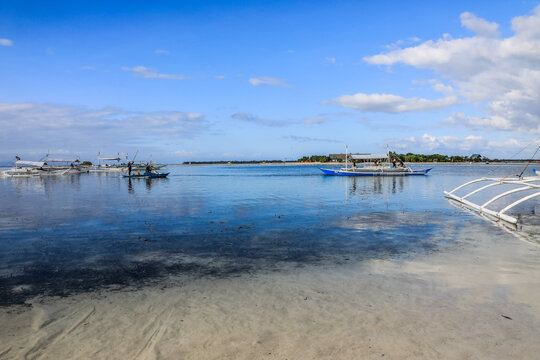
[{"x1": 517, "y1": 145, "x2": 540, "y2": 178}]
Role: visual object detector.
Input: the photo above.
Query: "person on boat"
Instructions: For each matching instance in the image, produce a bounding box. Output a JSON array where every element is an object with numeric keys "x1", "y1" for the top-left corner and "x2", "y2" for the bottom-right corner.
[
  {"x1": 392, "y1": 158, "x2": 397, "y2": 168},
  {"x1": 398, "y1": 159, "x2": 405, "y2": 168},
  {"x1": 127, "y1": 161, "x2": 133, "y2": 176},
  {"x1": 145, "y1": 163, "x2": 152, "y2": 175}
]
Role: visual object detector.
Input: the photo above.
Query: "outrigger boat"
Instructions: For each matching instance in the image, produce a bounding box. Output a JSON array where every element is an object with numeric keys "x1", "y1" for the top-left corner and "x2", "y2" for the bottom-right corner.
[
  {"x1": 88, "y1": 153, "x2": 125, "y2": 172},
  {"x1": 44, "y1": 153, "x2": 88, "y2": 174},
  {"x1": 0, "y1": 158, "x2": 71, "y2": 177},
  {"x1": 123, "y1": 171, "x2": 169, "y2": 178},
  {"x1": 445, "y1": 167, "x2": 540, "y2": 225},
  {"x1": 320, "y1": 145, "x2": 432, "y2": 176}
]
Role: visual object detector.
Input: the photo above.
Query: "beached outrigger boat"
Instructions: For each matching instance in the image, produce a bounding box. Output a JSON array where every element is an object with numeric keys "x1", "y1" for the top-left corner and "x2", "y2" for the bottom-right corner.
[
  {"x1": 445, "y1": 171, "x2": 540, "y2": 225},
  {"x1": 445, "y1": 145, "x2": 540, "y2": 225},
  {"x1": 320, "y1": 146, "x2": 432, "y2": 176}
]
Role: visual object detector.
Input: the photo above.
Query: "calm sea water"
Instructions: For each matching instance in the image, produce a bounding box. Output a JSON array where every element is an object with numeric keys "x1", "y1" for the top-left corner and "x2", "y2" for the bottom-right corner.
[{"x1": 1, "y1": 164, "x2": 538, "y2": 305}]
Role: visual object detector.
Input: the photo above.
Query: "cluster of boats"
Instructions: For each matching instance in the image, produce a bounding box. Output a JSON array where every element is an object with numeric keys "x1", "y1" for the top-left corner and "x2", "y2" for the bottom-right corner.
[{"x1": 0, "y1": 154, "x2": 169, "y2": 178}]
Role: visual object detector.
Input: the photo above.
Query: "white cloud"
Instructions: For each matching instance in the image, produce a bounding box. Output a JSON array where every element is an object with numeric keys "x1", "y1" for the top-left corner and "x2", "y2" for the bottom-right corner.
[
  {"x1": 248, "y1": 76, "x2": 292, "y2": 88},
  {"x1": 443, "y1": 112, "x2": 513, "y2": 131},
  {"x1": 284, "y1": 135, "x2": 340, "y2": 143},
  {"x1": 324, "y1": 93, "x2": 458, "y2": 113},
  {"x1": 0, "y1": 101, "x2": 207, "y2": 158},
  {"x1": 358, "y1": 5, "x2": 540, "y2": 133},
  {"x1": 460, "y1": 12, "x2": 499, "y2": 37},
  {"x1": 388, "y1": 133, "x2": 528, "y2": 157},
  {"x1": 428, "y1": 79, "x2": 454, "y2": 94},
  {"x1": 231, "y1": 112, "x2": 289, "y2": 127},
  {"x1": 0, "y1": 38, "x2": 13, "y2": 46},
  {"x1": 304, "y1": 116, "x2": 327, "y2": 125},
  {"x1": 154, "y1": 49, "x2": 170, "y2": 55},
  {"x1": 172, "y1": 149, "x2": 197, "y2": 156},
  {"x1": 122, "y1": 66, "x2": 188, "y2": 80}
]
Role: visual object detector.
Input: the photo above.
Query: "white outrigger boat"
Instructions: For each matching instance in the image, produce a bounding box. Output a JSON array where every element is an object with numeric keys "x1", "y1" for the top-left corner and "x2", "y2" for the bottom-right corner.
[
  {"x1": 320, "y1": 146, "x2": 432, "y2": 176},
  {"x1": 88, "y1": 153, "x2": 125, "y2": 172},
  {"x1": 0, "y1": 159, "x2": 71, "y2": 177},
  {"x1": 445, "y1": 170, "x2": 540, "y2": 225},
  {"x1": 44, "y1": 153, "x2": 88, "y2": 174}
]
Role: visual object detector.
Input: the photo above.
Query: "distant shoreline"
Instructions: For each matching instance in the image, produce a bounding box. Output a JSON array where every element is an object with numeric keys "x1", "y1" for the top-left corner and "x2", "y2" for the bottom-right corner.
[{"x1": 170, "y1": 161, "x2": 539, "y2": 166}]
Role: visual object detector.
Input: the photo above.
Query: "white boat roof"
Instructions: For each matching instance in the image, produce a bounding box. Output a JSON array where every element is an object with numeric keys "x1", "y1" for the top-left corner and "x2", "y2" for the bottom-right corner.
[
  {"x1": 16, "y1": 160, "x2": 45, "y2": 167},
  {"x1": 350, "y1": 153, "x2": 388, "y2": 160},
  {"x1": 99, "y1": 157, "x2": 120, "y2": 161},
  {"x1": 47, "y1": 158, "x2": 78, "y2": 162}
]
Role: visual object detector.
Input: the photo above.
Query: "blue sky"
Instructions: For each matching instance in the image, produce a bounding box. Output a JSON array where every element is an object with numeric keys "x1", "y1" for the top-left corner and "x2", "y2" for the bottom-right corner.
[{"x1": 1, "y1": 0, "x2": 540, "y2": 162}]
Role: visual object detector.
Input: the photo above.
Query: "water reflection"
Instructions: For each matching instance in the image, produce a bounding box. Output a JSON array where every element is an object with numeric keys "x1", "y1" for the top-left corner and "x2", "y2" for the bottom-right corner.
[
  {"x1": 347, "y1": 176, "x2": 405, "y2": 197},
  {"x1": 0, "y1": 165, "x2": 539, "y2": 305}
]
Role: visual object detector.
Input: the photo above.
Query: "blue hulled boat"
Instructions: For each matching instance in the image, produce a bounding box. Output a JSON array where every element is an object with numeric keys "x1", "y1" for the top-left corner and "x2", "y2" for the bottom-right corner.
[
  {"x1": 320, "y1": 145, "x2": 432, "y2": 176},
  {"x1": 319, "y1": 167, "x2": 432, "y2": 176},
  {"x1": 123, "y1": 172, "x2": 169, "y2": 178}
]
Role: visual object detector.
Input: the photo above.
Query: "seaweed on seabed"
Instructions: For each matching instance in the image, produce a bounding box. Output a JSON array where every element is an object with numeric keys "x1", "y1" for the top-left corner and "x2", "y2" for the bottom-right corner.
[{"x1": 0, "y1": 259, "x2": 254, "y2": 307}]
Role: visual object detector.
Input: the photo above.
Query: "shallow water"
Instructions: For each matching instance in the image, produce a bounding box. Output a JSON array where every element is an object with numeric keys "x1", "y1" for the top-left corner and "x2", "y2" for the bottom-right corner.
[{"x1": 0, "y1": 164, "x2": 538, "y2": 305}]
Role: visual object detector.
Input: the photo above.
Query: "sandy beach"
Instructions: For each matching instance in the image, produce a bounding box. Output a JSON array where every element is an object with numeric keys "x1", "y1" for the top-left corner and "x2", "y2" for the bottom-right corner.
[{"x1": 1, "y1": 219, "x2": 539, "y2": 360}]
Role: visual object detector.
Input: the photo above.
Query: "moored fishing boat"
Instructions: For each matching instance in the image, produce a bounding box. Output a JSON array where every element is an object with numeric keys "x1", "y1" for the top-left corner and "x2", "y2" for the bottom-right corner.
[
  {"x1": 320, "y1": 146, "x2": 432, "y2": 176},
  {"x1": 88, "y1": 153, "x2": 125, "y2": 172},
  {"x1": 0, "y1": 158, "x2": 71, "y2": 177},
  {"x1": 44, "y1": 153, "x2": 88, "y2": 174}
]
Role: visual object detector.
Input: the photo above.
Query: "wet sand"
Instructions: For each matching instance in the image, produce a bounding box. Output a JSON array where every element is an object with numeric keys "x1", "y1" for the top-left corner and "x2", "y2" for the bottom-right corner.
[{"x1": 1, "y1": 222, "x2": 540, "y2": 359}]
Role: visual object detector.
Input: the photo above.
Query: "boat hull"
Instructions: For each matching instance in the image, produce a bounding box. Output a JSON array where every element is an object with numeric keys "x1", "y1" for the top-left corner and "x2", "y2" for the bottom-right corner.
[
  {"x1": 123, "y1": 172, "x2": 169, "y2": 178},
  {"x1": 319, "y1": 167, "x2": 432, "y2": 176}
]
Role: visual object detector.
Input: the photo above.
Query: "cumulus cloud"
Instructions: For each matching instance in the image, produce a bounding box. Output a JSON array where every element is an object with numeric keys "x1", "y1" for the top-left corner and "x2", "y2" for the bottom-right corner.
[
  {"x1": 443, "y1": 112, "x2": 513, "y2": 131},
  {"x1": 248, "y1": 76, "x2": 292, "y2": 88},
  {"x1": 122, "y1": 66, "x2": 188, "y2": 80},
  {"x1": 460, "y1": 12, "x2": 499, "y2": 37},
  {"x1": 0, "y1": 38, "x2": 13, "y2": 46},
  {"x1": 359, "y1": 6, "x2": 540, "y2": 133},
  {"x1": 231, "y1": 112, "x2": 289, "y2": 127},
  {"x1": 284, "y1": 135, "x2": 340, "y2": 143},
  {"x1": 388, "y1": 133, "x2": 526, "y2": 157},
  {"x1": 0, "y1": 101, "x2": 206, "y2": 158},
  {"x1": 324, "y1": 93, "x2": 458, "y2": 113}
]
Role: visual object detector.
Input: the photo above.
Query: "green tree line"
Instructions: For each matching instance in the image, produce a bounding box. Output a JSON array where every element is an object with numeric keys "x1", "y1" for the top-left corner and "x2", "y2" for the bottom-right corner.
[{"x1": 298, "y1": 153, "x2": 491, "y2": 163}]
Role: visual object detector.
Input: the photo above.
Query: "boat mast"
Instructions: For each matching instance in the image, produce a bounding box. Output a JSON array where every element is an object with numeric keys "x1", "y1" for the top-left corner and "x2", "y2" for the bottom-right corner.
[
  {"x1": 345, "y1": 145, "x2": 348, "y2": 169},
  {"x1": 386, "y1": 144, "x2": 390, "y2": 164}
]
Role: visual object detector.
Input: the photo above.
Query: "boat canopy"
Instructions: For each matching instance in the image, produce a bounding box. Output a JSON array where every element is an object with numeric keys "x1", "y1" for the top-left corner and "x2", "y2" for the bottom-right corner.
[
  {"x1": 350, "y1": 153, "x2": 388, "y2": 160},
  {"x1": 99, "y1": 157, "x2": 120, "y2": 161},
  {"x1": 16, "y1": 160, "x2": 45, "y2": 167},
  {"x1": 47, "y1": 158, "x2": 79, "y2": 163}
]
